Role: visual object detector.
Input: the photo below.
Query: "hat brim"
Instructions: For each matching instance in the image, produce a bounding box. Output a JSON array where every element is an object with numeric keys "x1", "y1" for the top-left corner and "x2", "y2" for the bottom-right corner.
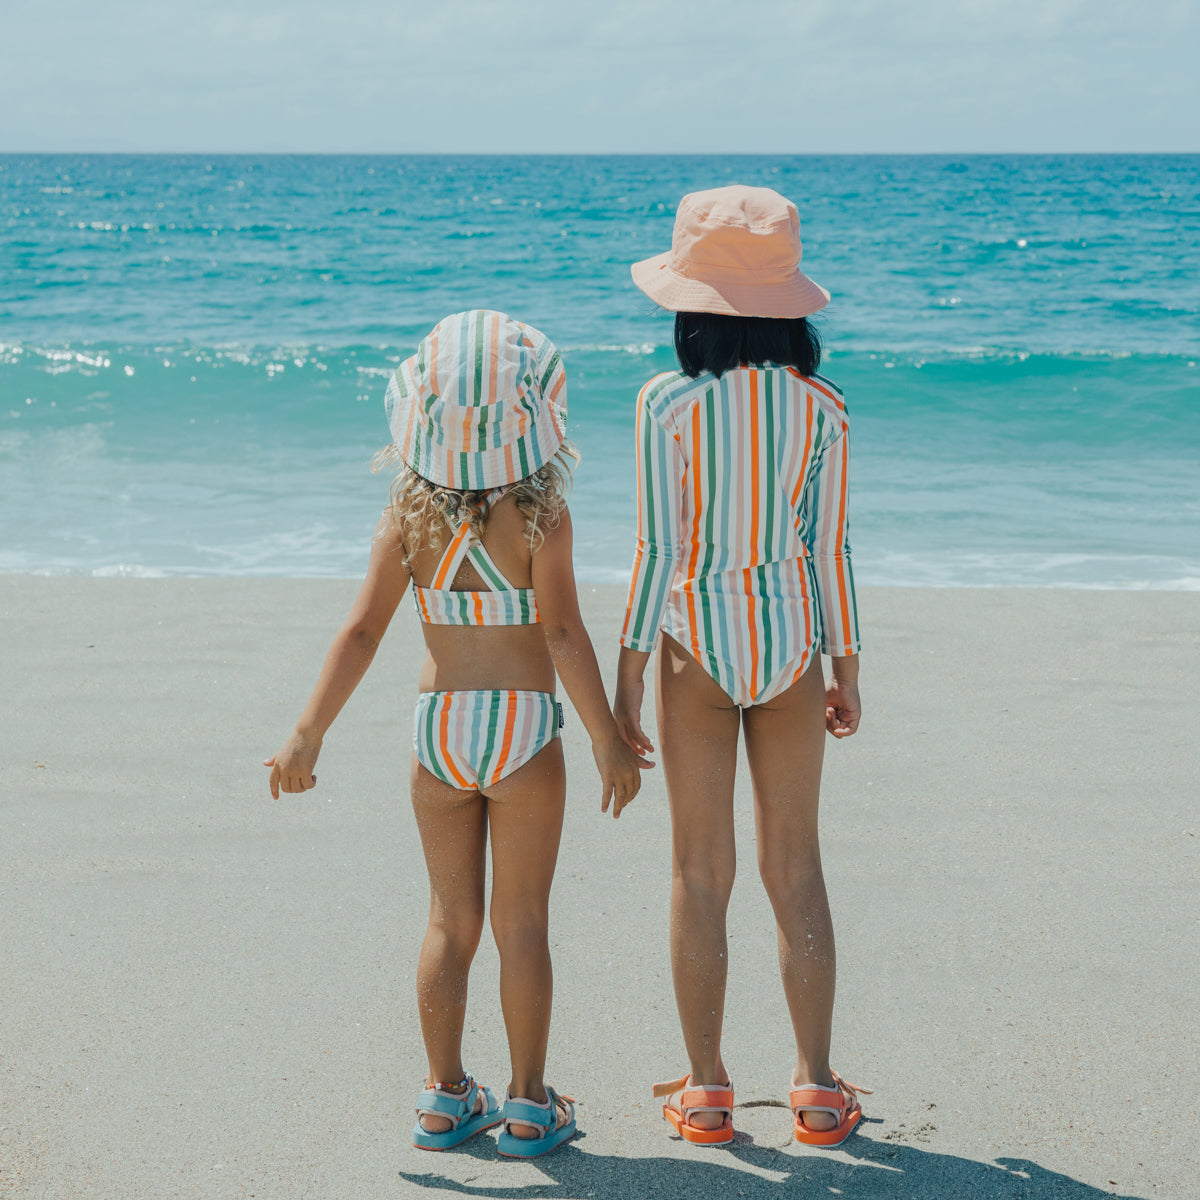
[{"x1": 631, "y1": 252, "x2": 830, "y2": 319}]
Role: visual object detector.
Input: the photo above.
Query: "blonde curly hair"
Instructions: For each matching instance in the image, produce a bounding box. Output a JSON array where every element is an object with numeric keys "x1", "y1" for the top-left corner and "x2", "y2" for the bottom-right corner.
[{"x1": 371, "y1": 440, "x2": 579, "y2": 554}]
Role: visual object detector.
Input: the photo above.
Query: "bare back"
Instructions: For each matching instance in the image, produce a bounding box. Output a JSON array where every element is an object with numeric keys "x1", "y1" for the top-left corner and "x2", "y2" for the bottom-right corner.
[{"x1": 404, "y1": 494, "x2": 556, "y2": 695}]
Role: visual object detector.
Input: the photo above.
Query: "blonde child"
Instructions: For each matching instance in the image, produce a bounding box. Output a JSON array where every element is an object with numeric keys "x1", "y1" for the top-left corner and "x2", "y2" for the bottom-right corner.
[
  {"x1": 266, "y1": 310, "x2": 647, "y2": 1157},
  {"x1": 614, "y1": 187, "x2": 869, "y2": 1147}
]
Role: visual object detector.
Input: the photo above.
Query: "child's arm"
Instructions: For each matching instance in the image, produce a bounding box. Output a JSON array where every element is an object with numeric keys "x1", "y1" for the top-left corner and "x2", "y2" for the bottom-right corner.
[
  {"x1": 532, "y1": 508, "x2": 653, "y2": 818},
  {"x1": 265, "y1": 515, "x2": 411, "y2": 798},
  {"x1": 615, "y1": 382, "x2": 685, "y2": 755},
  {"x1": 613, "y1": 646, "x2": 655, "y2": 757}
]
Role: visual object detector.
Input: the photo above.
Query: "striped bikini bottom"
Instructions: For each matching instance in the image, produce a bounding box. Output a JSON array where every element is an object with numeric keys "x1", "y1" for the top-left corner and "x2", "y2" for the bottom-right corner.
[{"x1": 412, "y1": 689, "x2": 562, "y2": 791}]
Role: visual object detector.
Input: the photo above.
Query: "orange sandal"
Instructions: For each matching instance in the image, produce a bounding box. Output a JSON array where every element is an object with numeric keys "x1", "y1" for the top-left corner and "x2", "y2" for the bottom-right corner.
[
  {"x1": 790, "y1": 1070, "x2": 871, "y2": 1146},
  {"x1": 652, "y1": 1074, "x2": 734, "y2": 1145}
]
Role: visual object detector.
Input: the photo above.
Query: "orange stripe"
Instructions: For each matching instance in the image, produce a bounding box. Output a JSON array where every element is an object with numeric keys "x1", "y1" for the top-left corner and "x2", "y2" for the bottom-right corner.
[
  {"x1": 432, "y1": 525, "x2": 470, "y2": 588},
  {"x1": 621, "y1": 547, "x2": 643, "y2": 639},
  {"x1": 834, "y1": 434, "x2": 852, "y2": 646},
  {"x1": 791, "y1": 576, "x2": 814, "y2": 686},
  {"x1": 416, "y1": 588, "x2": 432, "y2": 623},
  {"x1": 490, "y1": 692, "x2": 519, "y2": 782},
  {"x1": 473, "y1": 591, "x2": 483, "y2": 624},
  {"x1": 685, "y1": 408, "x2": 702, "y2": 654},
  {"x1": 748, "y1": 372, "x2": 761, "y2": 565},
  {"x1": 401, "y1": 372, "x2": 420, "y2": 457},
  {"x1": 488, "y1": 313, "x2": 499, "y2": 407},
  {"x1": 745, "y1": 569, "x2": 759, "y2": 701},
  {"x1": 804, "y1": 374, "x2": 844, "y2": 409},
  {"x1": 623, "y1": 390, "x2": 648, "y2": 643},
  {"x1": 791, "y1": 395, "x2": 814, "y2": 511},
  {"x1": 503, "y1": 443, "x2": 515, "y2": 483},
  {"x1": 438, "y1": 698, "x2": 472, "y2": 789}
]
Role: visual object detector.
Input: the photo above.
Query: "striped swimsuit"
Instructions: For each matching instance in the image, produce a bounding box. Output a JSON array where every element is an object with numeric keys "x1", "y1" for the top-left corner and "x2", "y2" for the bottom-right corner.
[
  {"x1": 621, "y1": 366, "x2": 860, "y2": 707},
  {"x1": 412, "y1": 500, "x2": 561, "y2": 790}
]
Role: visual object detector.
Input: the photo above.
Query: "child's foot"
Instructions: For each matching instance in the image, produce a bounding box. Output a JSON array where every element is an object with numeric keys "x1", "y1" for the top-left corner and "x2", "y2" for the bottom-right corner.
[
  {"x1": 411, "y1": 1076, "x2": 503, "y2": 1151},
  {"x1": 791, "y1": 1070, "x2": 838, "y2": 1132},
  {"x1": 790, "y1": 1069, "x2": 870, "y2": 1146},
  {"x1": 652, "y1": 1074, "x2": 735, "y2": 1144},
  {"x1": 496, "y1": 1086, "x2": 577, "y2": 1158},
  {"x1": 507, "y1": 1088, "x2": 573, "y2": 1140},
  {"x1": 418, "y1": 1078, "x2": 483, "y2": 1134}
]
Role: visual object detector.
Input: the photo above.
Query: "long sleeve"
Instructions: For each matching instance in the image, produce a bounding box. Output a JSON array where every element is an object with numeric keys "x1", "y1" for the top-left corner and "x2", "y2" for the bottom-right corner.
[
  {"x1": 803, "y1": 422, "x2": 861, "y2": 656},
  {"x1": 620, "y1": 381, "x2": 686, "y2": 652}
]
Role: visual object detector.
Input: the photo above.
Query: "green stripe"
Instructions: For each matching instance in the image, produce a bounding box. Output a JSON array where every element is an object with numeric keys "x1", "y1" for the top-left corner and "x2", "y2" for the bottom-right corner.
[
  {"x1": 629, "y1": 394, "x2": 659, "y2": 643},
  {"x1": 476, "y1": 691, "x2": 503, "y2": 786},
  {"x1": 700, "y1": 387, "x2": 720, "y2": 680},
  {"x1": 762, "y1": 370, "x2": 776, "y2": 561},
  {"x1": 473, "y1": 311, "x2": 485, "y2": 404},
  {"x1": 758, "y1": 564, "x2": 773, "y2": 698},
  {"x1": 539, "y1": 349, "x2": 561, "y2": 394},
  {"x1": 467, "y1": 545, "x2": 508, "y2": 591},
  {"x1": 423, "y1": 698, "x2": 443, "y2": 782},
  {"x1": 758, "y1": 372, "x2": 777, "y2": 694}
]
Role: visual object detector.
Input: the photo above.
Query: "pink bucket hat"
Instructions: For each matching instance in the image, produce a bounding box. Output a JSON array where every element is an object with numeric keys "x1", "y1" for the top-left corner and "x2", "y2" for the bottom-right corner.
[
  {"x1": 631, "y1": 185, "x2": 830, "y2": 319},
  {"x1": 384, "y1": 310, "x2": 567, "y2": 490}
]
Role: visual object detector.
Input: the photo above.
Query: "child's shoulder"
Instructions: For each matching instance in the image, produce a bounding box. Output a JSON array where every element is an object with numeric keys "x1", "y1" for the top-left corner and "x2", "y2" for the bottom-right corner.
[
  {"x1": 802, "y1": 370, "x2": 846, "y2": 408},
  {"x1": 638, "y1": 369, "x2": 706, "y2": 416},
  {"x1": 789, "y1": 370, "x2": 848, "y2": 428}
]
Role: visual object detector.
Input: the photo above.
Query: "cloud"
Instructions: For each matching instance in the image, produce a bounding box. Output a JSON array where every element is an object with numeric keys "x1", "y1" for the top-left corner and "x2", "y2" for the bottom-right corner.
[{"x1": 1, "y1": 0, "x2": 1196, "y2": 151}]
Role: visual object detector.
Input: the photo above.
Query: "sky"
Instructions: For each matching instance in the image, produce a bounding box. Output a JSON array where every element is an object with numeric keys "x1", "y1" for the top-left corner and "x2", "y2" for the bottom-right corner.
[{"x1": 2, "y1": 0, "x2": 1198, "y2": 153}]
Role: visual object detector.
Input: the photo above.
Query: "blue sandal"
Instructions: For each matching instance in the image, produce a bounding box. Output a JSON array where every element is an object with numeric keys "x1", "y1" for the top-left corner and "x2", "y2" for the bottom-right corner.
[
  {"x1": 411, "y1": 1075, "x2": 503, "y2": 1151},
  {"x1": 496, "y1": 1086, "x2": 577, "y2": 1158}
]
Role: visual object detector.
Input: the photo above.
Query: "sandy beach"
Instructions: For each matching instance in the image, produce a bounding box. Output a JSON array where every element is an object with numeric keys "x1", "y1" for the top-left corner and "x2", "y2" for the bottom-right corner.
[{"x1": 2, "y1": 578, "x2": 1197, "y2": 1199}]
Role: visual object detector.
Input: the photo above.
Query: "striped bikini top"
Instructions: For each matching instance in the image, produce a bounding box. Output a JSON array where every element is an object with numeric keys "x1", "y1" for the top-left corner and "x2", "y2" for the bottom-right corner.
[{"x1": 412, "y1": 501, "x2": 540, "y2": 627}]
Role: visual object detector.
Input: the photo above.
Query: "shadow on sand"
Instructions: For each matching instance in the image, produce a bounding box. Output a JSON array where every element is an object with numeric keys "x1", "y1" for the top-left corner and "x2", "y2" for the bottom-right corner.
[{"x1": 397, "y1": 1121, "x2": 1142, "y2": 1199}]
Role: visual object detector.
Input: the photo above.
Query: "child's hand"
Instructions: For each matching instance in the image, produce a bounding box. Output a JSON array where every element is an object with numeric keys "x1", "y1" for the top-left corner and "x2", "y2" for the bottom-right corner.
[
  {"x1": 264, "y1": 730, "x2": 322, "y2": 798},
  {"x1": 594, "y1": 732, "x2": 653, "y2": 819},
  {"x1": 825, "y1": 678, "x2": 862, "y2": 738},
  {"x1": 613, "y1": 678, "x2": 656, "y2": 758}
]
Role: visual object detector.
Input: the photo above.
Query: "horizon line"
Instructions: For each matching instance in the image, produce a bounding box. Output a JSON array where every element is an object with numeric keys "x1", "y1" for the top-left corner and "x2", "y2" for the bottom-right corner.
[{"x1": 2, "y1": 148, "x2": 1198, "y2": 158}]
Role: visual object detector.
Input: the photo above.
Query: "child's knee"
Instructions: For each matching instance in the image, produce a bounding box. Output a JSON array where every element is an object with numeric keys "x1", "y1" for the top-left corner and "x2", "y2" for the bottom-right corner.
[
  {"x1": 489, "y1": 903, "x2": 550, "y2": 953},
  {"x1": 673, "y1": 851, "x2": 736, "y2": 903},
  {"x1": 428, "y1": 902, "x2": 486, "y2": 952},
  {"x1": 757, "y1": 851, "x2": 824, "y2": 908}
]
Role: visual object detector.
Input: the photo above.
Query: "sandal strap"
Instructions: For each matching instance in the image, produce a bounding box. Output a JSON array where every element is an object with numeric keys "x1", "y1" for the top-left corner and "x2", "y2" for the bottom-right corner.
[
  {"x1": 416, "y1": 1076, "x2": 479, "y2": 1128},
  {"x1": 791, "y1": 1071, "x2": 871, "y2": 1116},
  {"x1": 653, "y1": 1074, "x2": 733, "y2": 1118},
  {"x1": 504, "y1": 1086, "x2": 571, "y2": 1138}
]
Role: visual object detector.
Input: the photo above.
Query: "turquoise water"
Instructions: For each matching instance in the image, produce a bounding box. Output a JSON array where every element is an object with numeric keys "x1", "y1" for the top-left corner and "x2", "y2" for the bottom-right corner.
[{"x1": 3, "y1": 154, "x2": 1199, "y2": 585}]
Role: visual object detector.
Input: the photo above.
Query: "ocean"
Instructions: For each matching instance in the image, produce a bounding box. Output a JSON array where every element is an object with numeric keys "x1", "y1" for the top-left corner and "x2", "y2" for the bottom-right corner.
[{"x1": 3, "y1": 153, "x2": 1198, "y2": 586}]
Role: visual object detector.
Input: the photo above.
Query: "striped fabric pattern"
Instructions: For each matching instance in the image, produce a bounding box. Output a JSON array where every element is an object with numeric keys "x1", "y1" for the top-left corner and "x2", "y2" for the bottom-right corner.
[
  {"x1": 412, "y1": 518, "x2": 540, "y2": 626},
  {"x1": 621, "y1": 366, "x2": 860, "y2": 707},
  {"x1": 413, "y1": 689, "x2": 560, "y2": 790},
  {"x1": 385, "y1": 309, "x2": 567, "y2": 490}
]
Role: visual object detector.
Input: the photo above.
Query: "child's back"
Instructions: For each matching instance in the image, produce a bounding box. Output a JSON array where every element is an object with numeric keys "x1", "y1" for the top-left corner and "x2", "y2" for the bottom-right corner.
[{"x1": 267, "y1": 310, "x2": 648, "y2": 1158}]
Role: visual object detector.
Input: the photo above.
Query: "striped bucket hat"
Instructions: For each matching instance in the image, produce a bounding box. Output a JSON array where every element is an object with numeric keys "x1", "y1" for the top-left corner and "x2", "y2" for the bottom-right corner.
[{"x1": 384, "y1": 310, "x2": 567, "y2": 490}]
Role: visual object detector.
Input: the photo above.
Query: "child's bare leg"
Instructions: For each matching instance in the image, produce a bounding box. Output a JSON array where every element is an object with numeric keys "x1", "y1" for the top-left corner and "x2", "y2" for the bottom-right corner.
[
  {"x1": 485, "y1": 740, "x2": 573, "y2": 1138},
  {"x1": 742, "y1": 659, "x2": 838, "y2": 1131},
  {"x1": 657, "y1": 635, "x2": 740, "y2": 1128},
  {"x1": 410, "y1": 760, "x2": 488, "y2": 1132}
]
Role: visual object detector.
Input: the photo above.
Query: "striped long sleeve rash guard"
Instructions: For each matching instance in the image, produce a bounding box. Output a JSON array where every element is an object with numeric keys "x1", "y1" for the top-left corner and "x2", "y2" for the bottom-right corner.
[{"x1": 620, "y1": 365, "x2": 861, "y2": 706}]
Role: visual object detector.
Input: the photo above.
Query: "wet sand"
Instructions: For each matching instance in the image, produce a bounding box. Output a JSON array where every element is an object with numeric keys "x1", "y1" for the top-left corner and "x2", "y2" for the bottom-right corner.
[{"x1": 2, "y1": 578, "x2": 1197, "y2": 1199}]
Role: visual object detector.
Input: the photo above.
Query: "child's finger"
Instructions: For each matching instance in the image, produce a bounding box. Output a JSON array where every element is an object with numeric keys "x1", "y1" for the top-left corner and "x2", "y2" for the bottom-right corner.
[{"x1": 600, "y1": 782, "x2": 612, "y2": 813}]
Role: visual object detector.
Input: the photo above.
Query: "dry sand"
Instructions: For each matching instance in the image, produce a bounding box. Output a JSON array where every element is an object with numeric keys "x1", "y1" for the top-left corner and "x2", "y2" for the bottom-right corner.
[{"x1": 2, "y1": 579, "x2": 1197, "y2": 1199}]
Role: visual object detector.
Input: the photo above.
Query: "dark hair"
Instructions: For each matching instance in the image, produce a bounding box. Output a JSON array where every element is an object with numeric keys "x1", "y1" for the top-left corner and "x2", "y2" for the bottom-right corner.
[{"x1": 674, "y1": 312, "x2": 822, "y2": 380}]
